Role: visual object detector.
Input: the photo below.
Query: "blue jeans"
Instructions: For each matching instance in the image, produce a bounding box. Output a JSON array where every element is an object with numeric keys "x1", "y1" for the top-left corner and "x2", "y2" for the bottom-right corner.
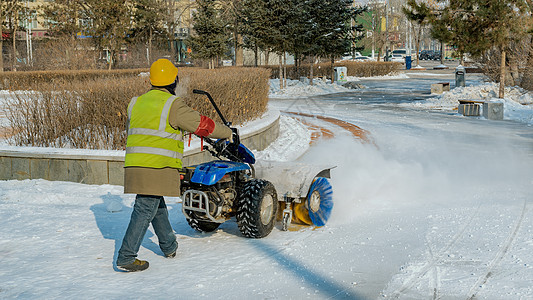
[{"x1": 117, "y1": 195, "x2": 177, "y2": 266}]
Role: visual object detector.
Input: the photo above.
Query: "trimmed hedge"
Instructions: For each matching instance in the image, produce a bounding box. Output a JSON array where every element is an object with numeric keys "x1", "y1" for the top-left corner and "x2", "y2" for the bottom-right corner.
[
  {"x1": 178, "y1": 67, "x2": 270, "y2": 125},
  {"x1": 266, "y1": 61, "x2": 402, "y2": 79},
  {"x1": 3, "y1": 67, "x2": 270, "y2": 150},
  {"x1": 0, "y1": 69, "x2": 149, "y2": 91}
]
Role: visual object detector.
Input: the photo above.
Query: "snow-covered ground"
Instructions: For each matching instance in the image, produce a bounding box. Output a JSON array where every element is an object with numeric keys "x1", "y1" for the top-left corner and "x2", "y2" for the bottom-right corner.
[
  {"x1": 1, "y1": 71, "x2": 532, "y2": 299},
  {"x1": 269, "y1": 74, "x2": 533, "y2": 126}
]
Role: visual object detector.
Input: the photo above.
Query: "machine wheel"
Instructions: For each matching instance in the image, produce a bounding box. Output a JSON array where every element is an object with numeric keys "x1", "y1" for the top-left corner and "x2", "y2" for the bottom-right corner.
[
  {"x1": 187, "y1": 218, "x2": 221, "y2": 232},
  {"x1": 293, "y1": 177, "x2": 333, "y2": 227},
  {"x1": 236, "y1": 179, "x2": 278, "y2": 238}
]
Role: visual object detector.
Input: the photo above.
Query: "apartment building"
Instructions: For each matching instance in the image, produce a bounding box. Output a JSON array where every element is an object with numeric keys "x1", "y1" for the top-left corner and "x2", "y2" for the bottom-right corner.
[{"x1": 3, "y1": 1, "x2": 191, "y2": 40}]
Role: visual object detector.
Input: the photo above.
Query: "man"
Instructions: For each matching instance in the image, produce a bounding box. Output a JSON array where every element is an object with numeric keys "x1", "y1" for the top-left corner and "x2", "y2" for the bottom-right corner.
[{"x1": 116, "y1": 59, "x2": 232, "y2": 272}]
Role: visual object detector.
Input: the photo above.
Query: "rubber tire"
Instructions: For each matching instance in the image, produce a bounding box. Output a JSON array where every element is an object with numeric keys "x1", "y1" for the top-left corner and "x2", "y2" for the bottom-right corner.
[
  {"x1": 236, "y1": 179, "x2": 278, "y2": 238},
  {"x1": 187, "y1": 218, "x2": 220, "y2": 232}
]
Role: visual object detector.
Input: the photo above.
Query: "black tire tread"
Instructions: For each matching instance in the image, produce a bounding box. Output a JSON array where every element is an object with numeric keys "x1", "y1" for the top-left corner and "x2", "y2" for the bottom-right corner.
[
  {"x1": 187, "y1": 218, "x2": 220, "y2": 232},
  {"x1": 236, "y1": 179, "x2": 278, "y2": 238}
]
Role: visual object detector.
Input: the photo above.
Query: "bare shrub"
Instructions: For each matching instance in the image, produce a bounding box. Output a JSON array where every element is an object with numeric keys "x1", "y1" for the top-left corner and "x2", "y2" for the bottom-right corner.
[
  {"x1": 31, "y1": 37, "x2": 100, "y2": 71},
  {"x1": 5, "y1": 67, "x2": 270, "y2": 150},
  {"x1": 6, "y1": 76, "x2": 146, "y2": 149}
]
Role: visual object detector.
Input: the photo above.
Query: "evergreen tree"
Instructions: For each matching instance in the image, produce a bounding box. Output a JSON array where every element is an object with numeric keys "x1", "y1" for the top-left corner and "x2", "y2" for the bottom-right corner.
[
  {"x1": 432, "y1": 0, "x2": 527, "y2": 98},
  {"x1": 237, "y1": 0, "x2": 269, "y2": 66},
  {"x1": 218, "y1": 0, "x2": 244, "y2": 66},
  {"x1": 87, "y1": 1, "x2": 132, "y2": 70},
  {"x1": 312, "y1": 0, "x2": 364, "y2": 82},
  {"x1": 431, "y1": 1, "x2": 487, "y2": 65},
  {"x1": 237, "y1": 0, "x2": 364, "y2": 84},
  {"x1": 479, "y1": 0, "x2": 527, "y2": 98},
  {"x1": 130, "y1": 0, "x2": 167, "y2": 64},
  {"x1": 187, "y1": 0, "x2": 230, "y2": 68}
]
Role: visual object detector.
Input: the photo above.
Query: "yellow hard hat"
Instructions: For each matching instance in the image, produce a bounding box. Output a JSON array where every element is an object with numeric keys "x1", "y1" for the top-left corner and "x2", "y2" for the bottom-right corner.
[{"x1": 150, "y1": 59, "x2": 178, "y2": 86}]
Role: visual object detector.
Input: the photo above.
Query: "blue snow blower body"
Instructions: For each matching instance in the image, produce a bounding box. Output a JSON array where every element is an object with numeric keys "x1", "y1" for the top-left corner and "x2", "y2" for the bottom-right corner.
[{"x1": 180, "y1": 90, "x2": 334, "y2": 238}]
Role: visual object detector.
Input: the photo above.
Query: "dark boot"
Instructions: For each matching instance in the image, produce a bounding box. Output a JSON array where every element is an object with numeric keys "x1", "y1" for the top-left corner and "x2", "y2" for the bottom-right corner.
[
  {"x1": 117, "y1": 259, "x2": 149, "y2": 272},
  {"x1": 165, "y1": 249, "x2": 176, "y2": 258}
]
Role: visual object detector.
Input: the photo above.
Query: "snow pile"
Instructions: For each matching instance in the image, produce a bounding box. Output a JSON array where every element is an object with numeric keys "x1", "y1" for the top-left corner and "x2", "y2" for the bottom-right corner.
[
  {"x1": 407, "y1": 82, "x2": 533, "y2": 125},
  {"x1": 269, "y1": 78, "x2": 349, "y2": 98},
  {"x1": 346, "y1": 72, "x2": 409, "y2": 81},
  {"x1": 253, "y1": 115, "x2": 311, "y2": 161},
  {"x1": 268, "y1": 73, "x2": 408, "y2": 98}
]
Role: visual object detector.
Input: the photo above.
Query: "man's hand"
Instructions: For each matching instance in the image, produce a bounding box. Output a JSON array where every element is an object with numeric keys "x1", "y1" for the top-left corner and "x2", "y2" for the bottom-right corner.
[{"x1": 227, "y1": 133, "x2": 234, "y2": 144}]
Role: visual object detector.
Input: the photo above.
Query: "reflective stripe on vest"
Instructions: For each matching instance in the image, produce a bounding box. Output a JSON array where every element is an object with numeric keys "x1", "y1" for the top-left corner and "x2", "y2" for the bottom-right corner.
[{"x1": 125, "y1": 91, "x2": 184, "y2": 168}]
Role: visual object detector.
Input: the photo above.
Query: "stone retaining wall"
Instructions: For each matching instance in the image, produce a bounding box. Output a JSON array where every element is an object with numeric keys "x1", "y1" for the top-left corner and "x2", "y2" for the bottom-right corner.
[{"x1": 0, "y1": 111, "x2": 279, "y2": 186}]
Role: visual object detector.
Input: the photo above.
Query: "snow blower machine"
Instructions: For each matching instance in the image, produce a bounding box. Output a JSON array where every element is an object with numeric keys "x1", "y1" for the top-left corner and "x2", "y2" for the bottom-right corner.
[{"x1": 179, "y1": 90, "x2": 334, "y2": 238}]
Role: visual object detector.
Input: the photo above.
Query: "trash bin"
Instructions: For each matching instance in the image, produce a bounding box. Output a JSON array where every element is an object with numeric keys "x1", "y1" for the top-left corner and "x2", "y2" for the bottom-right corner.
[
  {"x1": 455, "y1": 65, "x2": 466, "y2": 87},
  {"x1": 333, "y1": 66, "x2": 347, "y2": 83},
  {"x1": 405, "y1": 56, "x2": 412, "y2": 70}
]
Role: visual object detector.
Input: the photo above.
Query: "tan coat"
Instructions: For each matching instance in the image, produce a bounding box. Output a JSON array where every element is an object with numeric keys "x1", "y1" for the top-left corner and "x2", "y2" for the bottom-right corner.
[{"x1": 124, "y1": 87, "x2": 232, "y2": 197}]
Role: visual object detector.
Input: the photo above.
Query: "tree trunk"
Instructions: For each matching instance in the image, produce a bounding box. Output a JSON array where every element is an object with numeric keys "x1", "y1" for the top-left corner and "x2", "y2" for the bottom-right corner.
[
  {"x1": 330, "y1": 56, "x2": 335, "y2": 84},
  {"x1": 235, "y1": 33, "x2": 243, "y2": 66},
  {"x1": 12, "y1": 21, "x2": 17, "y2": 71},
  {"x1": 309, "y1": 55, "x2": 314, "y2": 86},
  {"x1": 254, "y1": 45, "x2": 258, "y2": 67},
  {"x1": 416, "y1": 25, "x2": 422, "y2": 67},
  {"x1": 9, "y1": 10, "x2": 18, "y2": 71},
  {"x1": 108, "y1": 49, "x2": 114, "y2": 70},
  {"x1": 509, "y1": 56, "x2": 520, "y2": 87},
  {"x1": 283, "y1": 52, "x2": 287, "y2": 88},
  {"x1": 148, "y1": 27, "x2": 153, "y2": 64},
  {"x1": 0, "y1": 3, "x2": 3, "y2": 72},
  {"x1": 0, "y1": 32, "x2": 4, "y2": 72},
  {"x1": 169, "y1": 34, "x2": 176, "y2": 62},
  {"x1": 279, "y1": 54, "x2": 283, "y2": 89},
  {"x1": 440, "y1": 41, "x2": 444, "y2": 65},
  {"x1": 499, "y1": 50, "x2": 506, "y2": 98},
  {"x1": 378, "y1": 44, "x2": 385, "y2": 62}
]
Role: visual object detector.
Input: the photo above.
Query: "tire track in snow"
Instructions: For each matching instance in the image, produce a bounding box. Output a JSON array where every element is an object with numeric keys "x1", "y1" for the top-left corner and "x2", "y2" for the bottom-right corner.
[
  {"x1": 386, "y1": 204, "x2": 483, "y2": 299},
  {"x1": 283, "y1": 111, "x2": 373, "y2": 144},
  {"x1": 425, "y1": 236, "x2": 439, "y2": 300},
  {"x1": 466, "y1": 200, "x2": 528, "y2": 300}
]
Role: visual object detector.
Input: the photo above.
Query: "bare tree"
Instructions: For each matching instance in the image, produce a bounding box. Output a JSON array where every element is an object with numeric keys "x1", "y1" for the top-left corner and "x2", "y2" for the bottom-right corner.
[{"x1": 0, "y1": 0, "x2": 19, "y2": 72}]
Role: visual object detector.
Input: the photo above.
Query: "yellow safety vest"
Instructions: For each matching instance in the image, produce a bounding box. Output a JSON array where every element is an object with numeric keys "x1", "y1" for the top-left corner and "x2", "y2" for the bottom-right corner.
[{"x1": 125, "y1": 90, "x2": 184, "y2": 169}]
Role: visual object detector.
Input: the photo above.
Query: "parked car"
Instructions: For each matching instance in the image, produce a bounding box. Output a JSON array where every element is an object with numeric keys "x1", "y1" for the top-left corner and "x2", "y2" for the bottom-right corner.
[
  {"x1": 353, "y1": 56, "x2": 374, "y2": 61},
  {"x1": 432, "y1": 51, "x2": 442, "y2": 60},
  {"x1": 392, "y1": 49, "x2": 407, "y2": 58},
  {"x1": 389, "y1": 54, "x2": 404, "y2": 63},
  {"x1": 419, "y1": 50, "x2": 434, "y2": 60},
  {"x1": 338, "y1": 52, "x2": 363, "y2": 62}
]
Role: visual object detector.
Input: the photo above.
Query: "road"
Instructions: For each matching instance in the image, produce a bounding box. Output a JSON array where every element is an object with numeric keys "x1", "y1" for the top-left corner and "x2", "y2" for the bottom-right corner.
[
  {"x1": 267, "y1": 67, "x2": 533, "y2": 298},
  {"x1": 0, "y1": 64, "x2": 531, "y2": 299}
]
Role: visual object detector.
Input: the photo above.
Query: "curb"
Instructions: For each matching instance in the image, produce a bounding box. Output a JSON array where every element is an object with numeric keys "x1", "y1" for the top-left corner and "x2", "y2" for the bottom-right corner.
[{"x1": 0, "y1": 108, "x2": 280, "y2": 186}]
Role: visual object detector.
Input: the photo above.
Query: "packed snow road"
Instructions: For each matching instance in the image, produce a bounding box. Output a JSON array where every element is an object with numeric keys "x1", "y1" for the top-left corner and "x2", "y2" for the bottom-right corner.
[
  {"x1": 1, "y1": 74, "x2": 532, "y2": 299},
  {"x1": 268, "y1": 74, "x2": 533, "y2": 299}
]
